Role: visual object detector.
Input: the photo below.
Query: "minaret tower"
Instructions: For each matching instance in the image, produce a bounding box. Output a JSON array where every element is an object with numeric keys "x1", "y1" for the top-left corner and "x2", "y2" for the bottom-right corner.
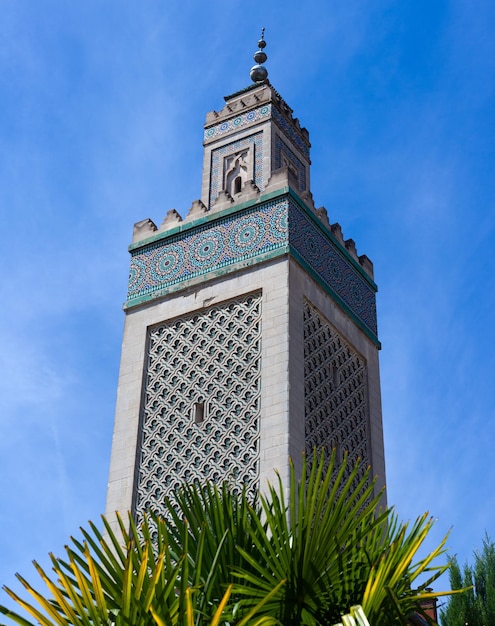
[{"x1": 106, "y1": 34, "x2": 386, "y2": 526}]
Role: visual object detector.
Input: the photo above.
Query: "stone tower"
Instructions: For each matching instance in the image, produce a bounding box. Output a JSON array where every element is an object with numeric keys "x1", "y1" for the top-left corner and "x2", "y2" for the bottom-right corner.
[{"x1": 105, "y1": 36, "x2": 386, "y2": 527}]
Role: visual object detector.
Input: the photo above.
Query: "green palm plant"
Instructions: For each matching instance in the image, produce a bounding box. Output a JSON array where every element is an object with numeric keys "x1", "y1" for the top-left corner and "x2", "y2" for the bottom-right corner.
[
  {"x1": 225, "y1": 451, "x2": 453, "y2": 625},
  {"x1": 152, "y1": 451, "x2": 453, "y2": 624},
  {"x1": 227, "y1": 452, "x2": 386, "y2": 624},
  {"x1": 359, "y1": 511, "x2": 449, "y2": 623},
  {"x1": 232, "y1": 451, "x2": 452, "y2": 624},
  {"x1": 0, "y1": 511, "x2": 281, "y2": 626},
  {"x1": 162, "y1": 480, "x2": 266, "y2": 615},
  {"x1": 1, "y1": 451, "x2": 454, "y2": 625}
]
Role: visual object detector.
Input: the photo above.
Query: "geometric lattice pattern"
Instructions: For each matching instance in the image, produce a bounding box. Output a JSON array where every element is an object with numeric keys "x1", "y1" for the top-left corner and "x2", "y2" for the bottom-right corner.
[
  {"x1": 133, "y1": 293, "x2": 262, "y2": 523},
  {"x1": 304, "y1": 300, "x2": 370, "y2": 483}
]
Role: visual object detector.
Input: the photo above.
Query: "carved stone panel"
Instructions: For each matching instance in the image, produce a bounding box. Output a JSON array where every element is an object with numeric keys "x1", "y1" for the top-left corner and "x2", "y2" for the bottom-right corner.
[
  {"x1": 304, "y1": 300, "x2": 370, "y2": 484},
  {"x1": 133, "y1": 293, "x2": 262, "y2": 522}
]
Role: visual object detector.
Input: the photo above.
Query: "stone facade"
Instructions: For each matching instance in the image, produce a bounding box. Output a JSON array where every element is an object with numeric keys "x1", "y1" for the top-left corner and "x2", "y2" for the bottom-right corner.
[{"x1": 105, "y1": 79, "x2": 386, "y2": 529}]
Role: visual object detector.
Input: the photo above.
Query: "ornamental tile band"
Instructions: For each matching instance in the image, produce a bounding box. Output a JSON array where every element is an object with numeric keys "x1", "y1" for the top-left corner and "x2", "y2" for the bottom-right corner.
[
  {"x1": 203, "y1": 102, "x2": 310, "y2": 162},
  {"x1": 128, "y1": 199, "x2": 289, "y2": 301},
  {"x1": 204, "y1": 104, "x2": 271, "y2": 141},
  {"x1": 289, "y1": 203, "x2": 378, "y2": 337},
  {"x1": 127, "y1": 195, "x2": 377, "y2": 341}
]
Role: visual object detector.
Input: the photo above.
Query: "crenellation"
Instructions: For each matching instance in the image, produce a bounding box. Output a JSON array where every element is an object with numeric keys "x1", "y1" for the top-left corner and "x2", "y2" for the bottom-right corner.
[
  {"x1": 344, "y1": 238, "x2": 358, "y2": 261},
  {"x1": 159, "y1": 209, "x2": 182, "y2": 231},
  {"x1": 237, "y1": 179, "x2": 260, "y2": 203},
  {"x1": 274, "y1": 92, "x2": 293, "y2": 117},
  {"x1": 132, "y1": 218, "x2": 157, "y2": 243},
  {"x1": 330, "y1": 222, "x2": 344, "y2": 244},
  {"x1": 186, "y1": 199, "x2": 208, "y2": 220},
  {"x1": 358, "y1": 254, "x2": 374, "y2": 279},
  {"x1": 265, "y1": 166, "x2": 290, "y2": 193},
  {"x1": 205, "y1": 84, "x2": 270, "y2": 126},
  {"x1": 300, "y1": 190, "x2": 315, "y2": 211},
  {"x1": 315, "y1": 206, "x2": 330, "y2": 227},
  {"x1": 211, "y1": 189, "x2": 234, "y2": 213},
  {"x1": 204, "y1": 83, "x2": 310, "y2": 158}
]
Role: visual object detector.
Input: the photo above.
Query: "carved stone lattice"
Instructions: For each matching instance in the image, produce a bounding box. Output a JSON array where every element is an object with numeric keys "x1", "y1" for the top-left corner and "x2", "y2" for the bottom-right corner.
[
  {"x1": 304, "y1": 301, "x2": 370, "y2": 483},
  {"x1": 133, "y1": 293, "x2": 262, "y2": 522}
]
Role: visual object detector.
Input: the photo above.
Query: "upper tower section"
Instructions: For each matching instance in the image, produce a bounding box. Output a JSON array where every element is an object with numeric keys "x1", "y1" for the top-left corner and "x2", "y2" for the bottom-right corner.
[
  {"x1": 201, "y1": 34, "x2": 311, "y2": 210},
  {"x1": 126, "y1": 32, "x2": 378, "y2": 346}
]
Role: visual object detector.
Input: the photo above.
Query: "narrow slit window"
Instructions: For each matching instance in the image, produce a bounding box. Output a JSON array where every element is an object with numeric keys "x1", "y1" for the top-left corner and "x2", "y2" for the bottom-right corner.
[
  {"x1": 332, "y1": 365, "x2": 339, "y2": 388},
  {"x1": 194, "y1": 401, "x2": 206, "y2": 424},
  {"x1": 334, "y1": 441, "x2": 342, "y2": 464},
  {"x1": 234, "y1": 176, "x2": 242, "y2": 194}
]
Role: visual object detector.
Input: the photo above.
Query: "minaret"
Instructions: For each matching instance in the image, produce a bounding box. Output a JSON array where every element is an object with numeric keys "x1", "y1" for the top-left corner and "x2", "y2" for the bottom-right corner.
[{"x1": 105, "y1": 34, "x2": 386, "y2": 528}]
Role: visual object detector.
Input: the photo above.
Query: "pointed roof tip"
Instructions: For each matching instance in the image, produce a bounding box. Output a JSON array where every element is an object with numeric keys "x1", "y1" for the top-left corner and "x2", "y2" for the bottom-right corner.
[{"x1": 250, "y1": 27, "x2": 268, "y2": 83}]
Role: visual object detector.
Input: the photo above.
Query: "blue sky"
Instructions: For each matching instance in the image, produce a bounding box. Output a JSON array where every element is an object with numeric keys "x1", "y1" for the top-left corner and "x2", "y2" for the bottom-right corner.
[{"x1": 1, "y1": 0, "x2": 494, "y2": 609}]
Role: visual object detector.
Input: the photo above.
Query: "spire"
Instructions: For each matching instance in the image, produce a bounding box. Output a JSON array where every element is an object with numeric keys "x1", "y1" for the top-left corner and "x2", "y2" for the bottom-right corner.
[{"x1": 250, "y1": 28, "x2": 268, "y2": 83}]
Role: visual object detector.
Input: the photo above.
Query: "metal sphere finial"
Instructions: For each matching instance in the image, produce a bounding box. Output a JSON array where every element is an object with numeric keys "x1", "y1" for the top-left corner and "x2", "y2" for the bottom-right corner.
[{"x1": 250, "y1": 27, "x2": 268, "y2": 83}]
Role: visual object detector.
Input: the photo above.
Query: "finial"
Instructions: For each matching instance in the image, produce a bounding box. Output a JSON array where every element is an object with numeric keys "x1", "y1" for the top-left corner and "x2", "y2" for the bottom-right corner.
[{"x1": 250, "y1": 28, "x2": 268, "y2": 83}]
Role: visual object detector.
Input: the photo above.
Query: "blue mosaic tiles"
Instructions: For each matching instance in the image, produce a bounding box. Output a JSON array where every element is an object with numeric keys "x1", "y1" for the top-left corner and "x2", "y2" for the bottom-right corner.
[
  {"x1": 128, "y1": 199, "x2": 289, "y2": 301},
  {"x1": 271, "y1": 107, "x2": 310, "y2": 161},
  {"x1": 274, "y1": 136, "x2": 307, "y2": 192},
  {"x1": 204, "y1": 105, "x2": 271, "y2": 141},
  {"x1": 209, "y1": 133, "x2": 263, "y2": 207},
  {"x1": 127, "y1": 195, "x2": 378, "y2": 341},
  {"x1": 288, "y1": 204, "x2": 378, "y2": 337}
]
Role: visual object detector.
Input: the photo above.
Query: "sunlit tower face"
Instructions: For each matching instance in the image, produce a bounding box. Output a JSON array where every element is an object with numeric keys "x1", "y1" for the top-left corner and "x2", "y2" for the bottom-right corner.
[{"x1": 105, "y1": 37, "x2": 386, "y2": 529}]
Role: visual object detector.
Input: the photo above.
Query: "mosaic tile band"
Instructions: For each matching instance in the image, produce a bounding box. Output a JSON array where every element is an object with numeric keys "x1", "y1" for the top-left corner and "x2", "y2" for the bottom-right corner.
[
  {"x1": 128, "y1": 198, "x2": 289, "y2": 299},
  {"x1": 127, "y1": 196, "x2": 378, "y2": 340},
  {"x1": 271, "y1": 106, "x2": 310, "y2": 161},
  {"x1": 203, "y1": 103, "x2": 310, "y2": 162},
  {"x1": 204, "y1": 105, "x2": 271, "y2": 141},
  {"x1": 289, "y1": 205, "x2": 378, "y2": 336}
]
